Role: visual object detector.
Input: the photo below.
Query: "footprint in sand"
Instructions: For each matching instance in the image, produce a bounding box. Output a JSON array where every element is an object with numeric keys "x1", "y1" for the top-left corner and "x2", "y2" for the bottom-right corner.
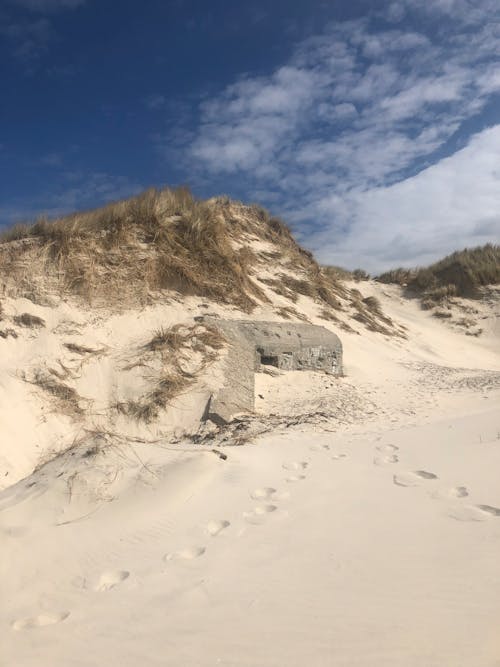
[
  {"x1": 285, "y1": 474, "x2": 306, "y2": 483},
  {"x1": 250, "y1": 487, "x2": 277, "y2": 500},
  {"x1": 94, "y1": 570, "x2": 130, "y2": 592},
  {"x1": 243, "y1": 505, "x2": 278, "y2": 525},
  {"x1": 331, "y1": 453, "x2": 348, "y2": 460},
  {"x1": 164, "y1": 547, "x2": 206, "y2": 562},
  {"x1": 12, "y1": 611, "x2": 70, "y2": 630},
  {"x1": 205, "y1": 520, "x2": 230, "y2": 537},
  {"x1": 393, "y1": 470, "x2": 438, "y2": 487},
  {"x1": 376, "y1": 444, "x2": 399, "y2": 453},
  {"x1": 448, "y1": 504, "x2": 500, "y2": 522},
  {"x1": 309, "y1": 444, "x2": 330, "y2": 452},
  {"x1": 282, "y1": 462, "x2": 308, "y2": 471},
  {"x1": 254, "y1": 505, "x2": 278, "y2": 515},
  {"x1": 374, "y1": 454, "x2": 399, "y2": 466},
  {"x1": 433, "y1": 486, "x2": 469, "y2": 500}
]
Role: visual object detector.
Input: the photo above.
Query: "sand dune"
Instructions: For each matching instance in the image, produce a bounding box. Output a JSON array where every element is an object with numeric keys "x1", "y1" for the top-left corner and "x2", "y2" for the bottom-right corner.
[{"x1": 1, "y1": 276, "x2": 499, "y2": 666}]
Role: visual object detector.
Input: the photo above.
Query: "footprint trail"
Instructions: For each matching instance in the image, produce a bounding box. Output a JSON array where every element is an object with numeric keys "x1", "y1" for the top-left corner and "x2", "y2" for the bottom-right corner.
[
  {"x1": 393, "y1": 470, "x2": 438, "y2": 487},
  {"x1": 12, "y1": 611, "x2": 70, "y2": 631},
  {"x1": 164, "y1": 547, "x2": 206, "y2": 562},
  {"x1": 448, "y1": 504, "x2": 500, "y2": 522},
  {"x1": 206, "y1": 520, "x2": 230, "y2": 537},
  {"x1": 250, "y1": 487, "x2": 276, "y2": 501}
]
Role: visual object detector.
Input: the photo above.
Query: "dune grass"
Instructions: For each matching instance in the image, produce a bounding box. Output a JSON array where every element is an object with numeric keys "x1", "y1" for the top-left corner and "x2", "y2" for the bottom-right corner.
[
  {"x1": 116, "y1": 323, "x2": 225, "y2": 423},
  {"x1": 0, "y1": 188, "x2": 274, "y2": 310},
  {"x1": 23, "y1": 369, "x2": 84, "y2": 417},
  {"x1": 0, "y1": 186, "x2": 400, "y2": 335},
  {"x1": 377, "y1": 245, "x2": 500, "y2": 303},
  {"x1": 0, "y1": 188, "x2": 352, "y2": 314}
]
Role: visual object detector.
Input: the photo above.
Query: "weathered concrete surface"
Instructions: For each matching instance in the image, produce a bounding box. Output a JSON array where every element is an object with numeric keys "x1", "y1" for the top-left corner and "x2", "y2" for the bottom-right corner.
[{"x1": 197, "y1": 317, "x2": 342, "y2": 424}]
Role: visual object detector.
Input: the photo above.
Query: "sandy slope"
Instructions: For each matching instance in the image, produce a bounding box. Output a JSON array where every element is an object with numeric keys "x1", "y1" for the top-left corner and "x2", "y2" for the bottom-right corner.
[{"x1": 1, "y1": 282, "x2": 500, "y2": 666}]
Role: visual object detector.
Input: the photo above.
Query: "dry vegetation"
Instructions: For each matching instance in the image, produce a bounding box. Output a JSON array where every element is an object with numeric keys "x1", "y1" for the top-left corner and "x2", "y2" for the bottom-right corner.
[
  {"x1": 259, "y1": 272, "x2": 344, "y2": 310},
  {"x1": 0, "y1": 186, "x2": 400, "y2": 335},
  {"x1": 0, "y1": 328, "x2": 18, "y2": 339},
  {"x1": 377, "y1": 244, "x2": 500, "y2": 307},
  {"x1": 274, "y1": 306, "x2": 310, "y2": 321},
  {"x1": 349, "y1": 289, "x2": 398, "y2": 336},
  {"x1": 115, "y1": 322, "x2": 225, "y2": 423},
  {"x1": 22, "y1": 368, "x2": 85, "y2": 417},
  {"x1": 0, "y1": 188, "x2": 355, "y2": 314},
  {"x1": 0, "y1": 188, "x2": 273, "y2": 310},
  {"x1": 13, "y1": 313, "x2": 46, "y2": 328},
  {"x1": 0, "y1": 187, "x2": 351, "y2": 313},
  {"x1": 322, "y1": 266, "x2": 370, "y2": 282},
  {"x1": 63, "y1": 342, "x2": 103, "y2": 356},
  {"x1": 376, "y1": 245, "x2": 499, "y2": 334},
  {"x1": 17, "y1": 321, "x2": 225, "y2": 424}
]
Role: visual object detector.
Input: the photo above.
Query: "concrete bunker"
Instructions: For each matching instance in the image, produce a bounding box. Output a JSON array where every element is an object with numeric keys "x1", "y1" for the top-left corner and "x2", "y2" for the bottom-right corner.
[{"x1": 197, "y1": 317, "x2": 343, "y2": 424}]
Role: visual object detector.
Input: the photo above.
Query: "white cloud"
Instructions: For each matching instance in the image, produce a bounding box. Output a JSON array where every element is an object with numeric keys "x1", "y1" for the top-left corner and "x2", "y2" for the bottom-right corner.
[
  {"x1": 385, "y1": 0, "x2": 499, "y2": 25},
  {"x1": 178, "y1": 2, "x2": 500, "y2": 270},
  {"x1": 309, "y1": 125, "x2": 500, "y2": 272},
  {"x1": 190, "y1": 65, "x2": 321, "y2": 173},
  {"x1": 386, "y1": 3, "x2": 406, "y2": 23},
  {"x1": 187, "y1": 16, "x2": 498, "y2": 186}
]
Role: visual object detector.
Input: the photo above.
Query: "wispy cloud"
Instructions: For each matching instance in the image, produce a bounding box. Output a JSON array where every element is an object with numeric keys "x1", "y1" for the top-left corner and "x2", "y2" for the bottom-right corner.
[
  {"x1": 0, "y1": 18, "x2": 52, "y2": 63},
  {"x1": 385, "y1": 0, "x2": 500, "y2": 25},
  {"x1": 176, "y1": 1, "x2": 500, "y2": 270},
  {"x1": 145, "y1": 94, "x2": 167, "y2": 110},
  {"x1": 2, "y1": 0, "x2": 84, "y2": 68}
]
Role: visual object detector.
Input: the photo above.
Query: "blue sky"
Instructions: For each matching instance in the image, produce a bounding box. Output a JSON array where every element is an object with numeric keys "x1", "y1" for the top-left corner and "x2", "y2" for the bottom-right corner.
[{"x1": 1, "y1": 0, "x2": 499, "y2": 271}]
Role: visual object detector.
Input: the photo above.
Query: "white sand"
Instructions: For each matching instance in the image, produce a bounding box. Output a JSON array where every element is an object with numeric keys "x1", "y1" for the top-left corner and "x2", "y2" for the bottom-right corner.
[{"x1": 1, "y1": 282, "x2": 500, "y2": 666}]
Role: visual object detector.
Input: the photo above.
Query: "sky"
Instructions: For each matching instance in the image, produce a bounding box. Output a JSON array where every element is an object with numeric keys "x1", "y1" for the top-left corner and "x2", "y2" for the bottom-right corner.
[{"x1": 0, "y1": 0, "x2": 499, "y2": 272}]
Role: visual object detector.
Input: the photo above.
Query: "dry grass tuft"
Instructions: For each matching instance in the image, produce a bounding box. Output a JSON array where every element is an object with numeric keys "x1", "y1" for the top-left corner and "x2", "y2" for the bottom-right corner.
[
  {"x1": 258, "y1": 277, "x2": 298, "y2": 303},
  {"x1": 0, "y1": 223, "x2": 31, "y2": 243},
  {"x1": 13, "y1": 313, "x2": 45, "y2": 328},
  {"x1": 146, "y1": 325, "x2": 187, "y2": 353},
  {"x1": 0, "y1": 328, "x2": 18, "y2": 339},
  {"x1": 352, "y1": 309, "x2": 394, "y2": 335},
  {"x1": 279, "y1": 275, "x2": 317, "y2": 299},
  {"x1": 433, "y1": 308, "x2": 453, "y2": 319},
  {"x1": 352, "y1": 269, "x2": 371, "y2": 282},
  {"x1": 350, "y1": 289, "x2": 400, "y2": 337},
  {"x1": 145, "y1": 323, "x2": 224, "y2": 359},
  {"x1": 117, "y1": 323, "x2": 225, "y2": 423},
  {"x1": 322, "y1": 265, "x2": 354, "y2": 281},
  {"x1": 318, "y1": 308, "x2": 340, "y2": 322},
  {"x1": 116, "y1": 370, "x2": 191, "y2": 423},
  {"x1": 262, "y1": 269, "x2": 345, "y2": 311},
  {"x1": 24, "y1": 369, "x2": 84, "y2": 417},
  {"x1": 362, "y1": 295, "x2": 382, "y2": 313},
  {"x1": 376, "y1": 267, "x2": 415, "y2": 286},
  {"x1": 64, "y1": 342, "x2": 101, "y2": 355},
  {"x1": 455, "y1": 316, "x2": 477, "y2": 328},
  {"x1": 275, "y1": 306, "x2": 310, "y2": 322}
]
